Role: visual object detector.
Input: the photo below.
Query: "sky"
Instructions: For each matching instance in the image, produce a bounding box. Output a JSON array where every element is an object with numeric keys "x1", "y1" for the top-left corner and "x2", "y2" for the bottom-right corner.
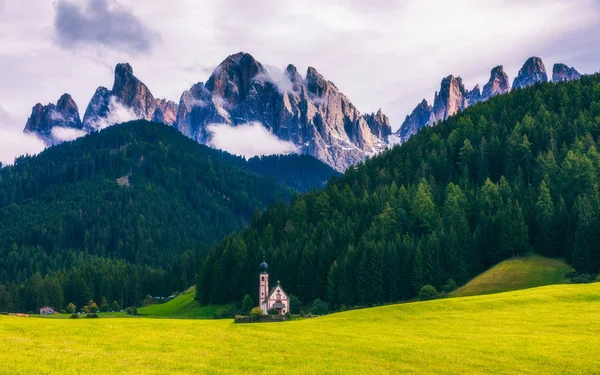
[{"x1": 1, "y1": 0, "x2": 600, "y2": 164}]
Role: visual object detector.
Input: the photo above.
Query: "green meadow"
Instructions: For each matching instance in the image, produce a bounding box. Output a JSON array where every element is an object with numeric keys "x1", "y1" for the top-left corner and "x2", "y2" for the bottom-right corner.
[
  {"x1": 2, "y1": 283, "x2": 600, "y2": 374},
  {"x1": 452, "y1": 254, "x2": 573, "y2": 297},
  {"x1": 137, "y1": 287, "x2": 233, "y2": 318}
]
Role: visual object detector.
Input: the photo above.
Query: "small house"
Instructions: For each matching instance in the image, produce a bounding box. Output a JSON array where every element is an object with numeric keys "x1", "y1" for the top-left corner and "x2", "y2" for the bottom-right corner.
[{"x1": 39, "y1": 306, "x2": 55, "y2": 315}]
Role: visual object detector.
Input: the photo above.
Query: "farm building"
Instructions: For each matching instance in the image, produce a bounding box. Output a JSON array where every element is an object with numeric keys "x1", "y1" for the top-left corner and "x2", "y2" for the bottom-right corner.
[{"x1": 39, "y1": 306, "x2": 55, "y2": 315}]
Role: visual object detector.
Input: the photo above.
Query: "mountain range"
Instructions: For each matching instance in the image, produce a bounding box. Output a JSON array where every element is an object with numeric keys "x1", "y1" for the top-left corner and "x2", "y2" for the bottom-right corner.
[
  {"x1": 394, "y1": 57, "x2": 581, "y2": 143},
  {"x1": 23, "y1": 54, "x2": 582, "y2": 171}
]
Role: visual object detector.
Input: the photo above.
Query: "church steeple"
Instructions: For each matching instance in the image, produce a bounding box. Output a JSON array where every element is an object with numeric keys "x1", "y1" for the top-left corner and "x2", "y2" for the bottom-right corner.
[
  {"x1": 259, "y1": 257, "x2": 269, "y2": 314},
  {"x1": 259, "y1": 256, "x2": 268, "y2": 273}
]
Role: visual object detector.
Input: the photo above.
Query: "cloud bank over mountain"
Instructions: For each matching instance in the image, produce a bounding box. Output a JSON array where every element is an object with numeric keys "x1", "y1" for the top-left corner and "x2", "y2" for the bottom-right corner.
[{"x1": 207, "y1": 122, "x2": 298, "y2": 158}]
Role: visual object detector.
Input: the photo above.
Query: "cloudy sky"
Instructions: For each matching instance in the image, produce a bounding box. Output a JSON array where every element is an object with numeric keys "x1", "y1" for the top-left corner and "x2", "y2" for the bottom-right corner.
[{"x1": 1, "y1": 0, "x2": 599, "y2": 163}]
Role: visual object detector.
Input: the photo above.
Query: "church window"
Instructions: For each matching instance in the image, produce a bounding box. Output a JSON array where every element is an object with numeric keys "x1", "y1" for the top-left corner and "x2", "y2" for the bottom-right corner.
[{"x1": 261, "y1": 276, "x2": 264, "y2": 282}]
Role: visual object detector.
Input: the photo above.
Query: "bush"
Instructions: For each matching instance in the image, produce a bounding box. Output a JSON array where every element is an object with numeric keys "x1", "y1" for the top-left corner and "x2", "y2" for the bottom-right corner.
[
  {"x1": 69, "y1": 314, "x2": 79, "y2": 319},
  {"x1": 441, "y1": 278, "x2": 457, "y2": 293},
  {"x1": 241, "y1": 294, "x2": 254, "y2": 315},
  {"x1": 267, "y1": 308, "x2": 279, "y2": 315},
  {"x1": 213, "y1": 305, "x2": 238, "y2": 319},
  {"x1": 289, "y1": 295, "x2": 302, "y2": 314},
  {"x1": 90, "y1": 305, "x2": 100, "y2": 314},
  {"x1": 111, "y1": 301, "x2": 120, "y2": 312},
  {"x1": 249, "y1": 307, "x2": 264, "y2": 321},
  {"x1": 65, "y1": 303, "x2": 76, "y2": 314},
  {"x1": 570, "y1": 274, "x2": 596, "y2": 284},
  {"x1": 311, "y1": 298, "x2": 328, "y2": 316},
  {"x1": 565, "y1": 271, "x2": 578, "y2": 279},
  {"x1": 100, "y1": 297, "x2": 110, "y2": 312},
  {"x1": 86, "y1": 313, "x2": 99, "y2": 318},
  {"x1": 418, "y1": 285, "x2": 438, "y2": 301},
  {"x1": 125, "y1": 307, "x2": 138, "y2": 315}
]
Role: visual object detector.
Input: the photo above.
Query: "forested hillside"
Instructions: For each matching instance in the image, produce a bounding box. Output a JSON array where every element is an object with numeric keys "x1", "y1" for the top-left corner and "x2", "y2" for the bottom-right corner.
[
  {"x1": 0, "y1": 121, "x2": 334, "y2": 312},
  {"x1": 198, "y1": 74, "x2": 600, "y2": 308}
]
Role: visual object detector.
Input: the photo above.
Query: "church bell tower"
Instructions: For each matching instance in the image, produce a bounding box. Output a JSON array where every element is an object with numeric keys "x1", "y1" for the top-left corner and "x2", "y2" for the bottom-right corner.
[{"x1": 259, "y1": 258, "x2": 269, "y2": 314}]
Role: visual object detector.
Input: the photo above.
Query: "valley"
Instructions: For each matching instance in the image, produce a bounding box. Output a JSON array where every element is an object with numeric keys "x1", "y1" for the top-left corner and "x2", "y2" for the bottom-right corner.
[{"x1": 1, "y1": 283, "x2": 599, "y2": 374}]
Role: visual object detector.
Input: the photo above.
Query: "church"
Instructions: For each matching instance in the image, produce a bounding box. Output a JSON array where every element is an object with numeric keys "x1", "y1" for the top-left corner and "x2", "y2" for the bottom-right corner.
[{"x1": 259, "y1": 258, "x2": 290, "y2": 315}]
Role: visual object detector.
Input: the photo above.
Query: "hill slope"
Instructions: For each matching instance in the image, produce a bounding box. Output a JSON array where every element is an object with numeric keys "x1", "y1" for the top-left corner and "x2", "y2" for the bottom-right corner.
[
  {"x1": 0, "y1": 121, "x2": 337, "y2": 312},
  {"x1": 451, "y1": 254, "x2": 573, "y2": 297},
  {"x1": 138, "y1": 287, "x2": 233, "y2": 319},
  {"x1": 198, "y1": 73, "x2": 600, "y2": 307},
  {"x1": 2, "y1": 283, "x2": 600, "y2": 374}
]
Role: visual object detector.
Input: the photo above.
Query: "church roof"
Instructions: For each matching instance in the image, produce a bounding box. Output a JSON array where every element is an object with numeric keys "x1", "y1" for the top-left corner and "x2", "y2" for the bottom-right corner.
[{"x1": 269, "y1": 282, "x2": 288, "y2": 299}]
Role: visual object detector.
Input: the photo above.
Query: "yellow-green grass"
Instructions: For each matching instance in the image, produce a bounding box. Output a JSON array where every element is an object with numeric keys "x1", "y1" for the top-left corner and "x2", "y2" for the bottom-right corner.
[
  {"x1": 452, "y1": 253, "x2": 573, "y2": 298},
  {"x1": 35, "y1": 312, "x2": 129, "y2": 319},
  {"x1": 137, "y1": 286, "x2": 233, "y2": 319},
  {"x1": 2, "y1": 283, "x2": 600, "y2": 374}
]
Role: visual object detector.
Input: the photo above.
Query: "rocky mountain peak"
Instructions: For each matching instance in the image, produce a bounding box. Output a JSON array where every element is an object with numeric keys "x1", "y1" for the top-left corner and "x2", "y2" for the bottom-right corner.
[
  {"x1": 153, "y1": 99, "x2": 179, "y2": 126},
  {"x1": 397, "y1": 99, "x2": 435, "y2": 142},
  {"x1": 466, "y1": 84, "x2": 481, "y2": 106},
  {"x1": 432, "y1": 75, "x2": 467, "y2": 121},
  {"x1": 112, "y1": 62, "x2": 156, "y2": 119},
  {"x1": 56, "y1": 93, "x2": 78, "y2": 113},
  {"x1": 363, "y1": 109, "x2": 392, "y2": 140},
  {"x1": 285, "y1": 64, "x2": 304, "y2": 92},
  {"x1": 512, "y1": 57, "x2": 548, "y2": 90},
  {"x1": 24, "y1": 93, "x2": 83, "y2": 145},
  {"x1": 553, "y1": 63, "x2": 581, "y2": 83},
  {"x1": 82, "y1": 87, "x2": 112, "y2": 131},
  {"x1": 305, "y1": 67, "x2": 328, "y2": 98},
  {"x1": 206, "y1": 52, "x2": 267, "y2": 103},
  {"x1": 481, "y1": 65, "x2": 510, "y2": 100}
]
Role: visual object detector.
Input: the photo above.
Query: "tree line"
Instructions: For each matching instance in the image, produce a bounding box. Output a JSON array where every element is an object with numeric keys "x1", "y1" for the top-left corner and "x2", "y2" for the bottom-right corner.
[
  {"x1": 0, "y1": 122, "x2": 328, "y2": 312},
  {"x1": 197, "y1": 74, "x2": 600, "y2": 310}
]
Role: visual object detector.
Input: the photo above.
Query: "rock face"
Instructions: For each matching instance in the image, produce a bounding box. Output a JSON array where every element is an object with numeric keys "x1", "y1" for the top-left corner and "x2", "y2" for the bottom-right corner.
[
  {"x1": 432, "y1": 75, "x2": 468, "y2": 121},
  {"x1": 465, "y1": 85, "x2": 481, "y2": 107},
  {"x1": 363, "y1": 109, "x2": 392, "y2": 140},
  {"x1": 396, "y1": 61, "x2": 533, "y2": 143},
  {"x1": 24, "y1": 53, "x2": 583, "y2": 170},
  {"x1": 481, "y1": 66, "x2": 510, "y2": 101},
  {"x1": 397, "y1": 100, "x2": 435, "y2": 142},
  {"x1": 512, "y1": 57, "x2": 548, "y2": 90},
  {"x1": 82, "y1": 87, "x2": 112, "y2": 131},
  {"x1": 153, "y1": 99, "x2": 178, "y2": 126},
  {"x1": 82, "y1": 64, "x2": 177, "y2": 130},
  {"x1": 112, "y1": 63, "x2": 157, "y2": 120},
  {"x1": 398, "y1": 75, "x2": 471, "y2": 142},
  {"x1": 175, "y1": 52, "x2": 390, "y2": 171},
  {"x1": 24, "y1": 94, "x2": 83, "y2": 145},
  {"x1": 553, "y1": 63, "x2": 581, "y2": 82}
]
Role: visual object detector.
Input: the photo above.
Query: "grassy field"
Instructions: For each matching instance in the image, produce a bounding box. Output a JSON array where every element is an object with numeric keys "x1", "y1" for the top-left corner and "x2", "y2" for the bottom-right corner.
[
  {"x1": 35, "y1": 287, "x2": 232, "y2": 320},
  {"x1": 2, "y1": 283, "x2": 600, "y2": 374},
  {"x1": 451, "y1": 254, "x2": 573, "y2": 297},
  {"x1": 137, "y1": 287, "x2": 234, "y2": 319}
]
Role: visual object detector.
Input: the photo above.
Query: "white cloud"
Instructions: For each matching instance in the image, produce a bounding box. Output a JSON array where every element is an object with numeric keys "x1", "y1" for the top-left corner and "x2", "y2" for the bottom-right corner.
[
  {"x1": 51, "y1": 126, "x2": 88, "y2": 142},
  {"x1": 207, "y1": 122, "x2": 298, "y2": 158},
  {"x1": 0, "y1": 128, "x2": 46, "y2": 166},
  {"x1": 0, "y1": 105, "x2": 46, "y2": 166},
  {"x1": 88, "y1": 96, "x2": 140, "y2": 130},
  {"x1": 260, "y1": 65, "x2": 294, "y2": 94}
]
